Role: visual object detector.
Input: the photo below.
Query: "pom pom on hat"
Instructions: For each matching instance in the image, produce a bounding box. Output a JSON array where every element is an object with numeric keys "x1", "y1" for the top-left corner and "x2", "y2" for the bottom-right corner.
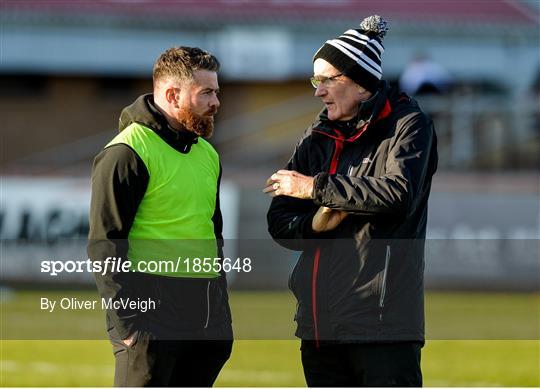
[{"x1": 359, "y1": 15, "x2": 389, "y2": 40}]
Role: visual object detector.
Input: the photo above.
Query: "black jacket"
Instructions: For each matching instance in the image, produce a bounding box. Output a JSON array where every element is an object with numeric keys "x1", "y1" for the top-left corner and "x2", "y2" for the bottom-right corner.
[
  {"x1": 88, "y1": 94, "x2": 230, "y2": 340},
  {"x1": 267, "y1": 83, "x2": 438, "y2": 343}
]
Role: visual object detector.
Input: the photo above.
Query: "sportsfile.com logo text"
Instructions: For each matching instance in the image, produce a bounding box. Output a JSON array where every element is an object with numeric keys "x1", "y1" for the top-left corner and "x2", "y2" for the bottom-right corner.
[{"x1": 41, "y1": 257, "x2": 252, "y2": 276}]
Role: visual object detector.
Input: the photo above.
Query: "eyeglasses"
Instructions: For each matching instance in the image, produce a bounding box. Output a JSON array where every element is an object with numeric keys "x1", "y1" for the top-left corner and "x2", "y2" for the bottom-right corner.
[{"x1": 310, "y1": 73, "x2": 343, "y2": 89}]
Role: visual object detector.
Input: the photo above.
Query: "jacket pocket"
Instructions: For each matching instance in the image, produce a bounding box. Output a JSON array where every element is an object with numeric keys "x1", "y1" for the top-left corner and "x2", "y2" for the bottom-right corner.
[{"x1": 378, "y1": 244, "x2": 391, "y2": 321}]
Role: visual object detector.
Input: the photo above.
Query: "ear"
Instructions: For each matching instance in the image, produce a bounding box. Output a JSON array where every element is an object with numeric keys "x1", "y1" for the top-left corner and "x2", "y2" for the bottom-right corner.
[
  {"x1": 356, "y1": 84, "x2": 373, "y2": 101},
  {"x1": 165, "y1": 87, "x2": 180, "y2": 107}
]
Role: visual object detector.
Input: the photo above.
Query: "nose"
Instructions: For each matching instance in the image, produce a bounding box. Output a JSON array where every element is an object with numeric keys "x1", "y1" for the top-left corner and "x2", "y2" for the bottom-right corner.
[
  {"x1": 314, "y1": 84, "x2": 326, "y2": 97},
  {"x1": 211, "y1": 93, "x2": 220, "y2": 110}
]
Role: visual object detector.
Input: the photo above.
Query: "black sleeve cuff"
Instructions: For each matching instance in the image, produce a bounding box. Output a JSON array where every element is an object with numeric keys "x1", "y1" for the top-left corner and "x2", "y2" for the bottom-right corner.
[{"x1": 313, "y1": 172, "x2": 329, "y2": 206}]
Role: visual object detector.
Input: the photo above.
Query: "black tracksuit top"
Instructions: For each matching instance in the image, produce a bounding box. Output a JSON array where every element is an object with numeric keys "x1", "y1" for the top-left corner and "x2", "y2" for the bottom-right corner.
[{"x1": 267, "y1": 83, "x2": 438, "y2": 343}]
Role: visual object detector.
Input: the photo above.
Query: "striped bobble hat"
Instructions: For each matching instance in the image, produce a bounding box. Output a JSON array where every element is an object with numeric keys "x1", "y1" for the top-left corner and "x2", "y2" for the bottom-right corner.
[{"x1": 313, "y1": 15, "x2": 389, "y2": 93}]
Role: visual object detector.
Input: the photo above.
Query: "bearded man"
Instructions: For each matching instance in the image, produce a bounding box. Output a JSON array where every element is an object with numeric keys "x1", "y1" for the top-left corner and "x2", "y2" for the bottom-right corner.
[{"x1": 88, "y1": 47, "x2": 232, "y2": 387}]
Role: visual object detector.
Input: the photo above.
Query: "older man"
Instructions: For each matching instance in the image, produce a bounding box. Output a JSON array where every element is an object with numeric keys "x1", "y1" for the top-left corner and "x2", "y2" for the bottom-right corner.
[
  {"x1": 266, "y1": 16, "x2": 438, "y2": 387},
  {"x1": 89, "y1": 47, "x2": 231, "y2": 387}
]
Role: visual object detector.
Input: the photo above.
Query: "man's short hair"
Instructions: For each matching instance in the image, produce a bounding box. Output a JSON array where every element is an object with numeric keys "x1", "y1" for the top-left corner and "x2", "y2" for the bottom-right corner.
[{"x1": 152, "y1": 46, "x2": 220, "y2": 86}]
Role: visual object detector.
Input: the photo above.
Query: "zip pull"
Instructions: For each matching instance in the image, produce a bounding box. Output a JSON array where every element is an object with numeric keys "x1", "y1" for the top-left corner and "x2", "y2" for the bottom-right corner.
[
  {"x1": 379, "y1": 245, "x2": 391, "y2": 322},
  {"x1": 288, "y1": 216, "x2": 298, "y2": 231}
]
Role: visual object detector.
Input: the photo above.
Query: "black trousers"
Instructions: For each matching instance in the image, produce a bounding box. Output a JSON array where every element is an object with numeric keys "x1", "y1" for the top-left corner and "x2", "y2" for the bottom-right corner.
[
  {"x1": 301, "y1": 340, "x2": 423, "y2": 387},
  {"x1": 109, "y1": 327, "x2": 232, "y2": 387}
]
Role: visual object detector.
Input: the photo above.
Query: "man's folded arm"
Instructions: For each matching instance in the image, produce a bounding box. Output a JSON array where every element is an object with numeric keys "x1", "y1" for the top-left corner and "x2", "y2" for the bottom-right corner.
[{"x1": 312, "y1": 112, "x2": 437, "y2": 217}]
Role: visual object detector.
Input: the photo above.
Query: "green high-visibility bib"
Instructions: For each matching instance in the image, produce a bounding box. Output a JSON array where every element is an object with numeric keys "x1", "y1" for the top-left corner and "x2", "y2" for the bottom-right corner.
[{"x1": 106, "y1": 123, "x2": 220, "y2": 278}]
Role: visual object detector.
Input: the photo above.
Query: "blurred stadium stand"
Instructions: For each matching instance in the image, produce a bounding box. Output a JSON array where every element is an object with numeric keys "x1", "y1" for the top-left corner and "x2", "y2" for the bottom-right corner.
[{"x1": 1, "y1": 0, "x2": 539, "y2": 290}]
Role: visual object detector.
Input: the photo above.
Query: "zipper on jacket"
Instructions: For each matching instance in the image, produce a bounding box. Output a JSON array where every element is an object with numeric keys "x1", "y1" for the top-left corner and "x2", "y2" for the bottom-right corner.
[
  {"x1": 309, "y1": 100, "x2": 393, "y2": 340},
  {"x1": 204, "y1": 281, "x2": 211, "y2": 328},
  {"x1": 329, "y1": 138, "x2": 344, "y2": 174},
  {"x1": 379, "y1": 245, "x2": 391, "y2": 321}
]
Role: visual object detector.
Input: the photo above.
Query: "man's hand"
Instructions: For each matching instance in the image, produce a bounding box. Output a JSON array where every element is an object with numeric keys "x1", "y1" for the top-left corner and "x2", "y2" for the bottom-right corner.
[
  {"x1": 123, "y1": 332, "x2": 137, "y2": 347},
  {"x1": 312, "y1": 206, "x2": 348, "y2": 232},
  {"x1": 263, "y1": 170, "x2": 315, "y2": 199}
]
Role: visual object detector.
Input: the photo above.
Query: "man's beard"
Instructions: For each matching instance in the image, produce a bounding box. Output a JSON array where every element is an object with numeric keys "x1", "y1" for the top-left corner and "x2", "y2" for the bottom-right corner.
[{"x1": 177, "y1": 107, "x2": 216, "y2": 139}]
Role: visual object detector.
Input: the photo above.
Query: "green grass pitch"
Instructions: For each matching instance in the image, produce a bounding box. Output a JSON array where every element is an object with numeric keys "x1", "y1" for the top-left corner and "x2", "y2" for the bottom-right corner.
[{"x1": 1, "y1": 290, "x2": 539, "y2": 386}]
